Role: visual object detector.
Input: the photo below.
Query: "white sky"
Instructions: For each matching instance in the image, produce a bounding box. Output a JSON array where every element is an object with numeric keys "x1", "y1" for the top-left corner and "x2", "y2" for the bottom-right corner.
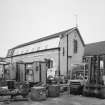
[{"x1": 0, "y1": 0, "x2": 105, "y2": 57}]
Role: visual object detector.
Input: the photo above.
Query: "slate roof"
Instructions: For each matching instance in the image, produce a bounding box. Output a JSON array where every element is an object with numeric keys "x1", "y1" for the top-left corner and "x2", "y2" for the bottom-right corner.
[
  {"x1": 84, "y1": 41, "x2": 105, "y2": 56},
  {"x1": 12, "y1": 27, "x2": 85, "y2": 49}
]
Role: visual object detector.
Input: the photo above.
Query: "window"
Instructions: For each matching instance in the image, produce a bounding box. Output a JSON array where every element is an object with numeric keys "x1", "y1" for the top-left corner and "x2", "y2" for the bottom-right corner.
[
  {"x1": 100, "y1": 60, "x2": 104, "y2": 69},
  {"x1": 26, "y1": 64, "x2": 33, "y2": 69},
  {"x1": 21, "y1": 50, "x2": 24, "y2": 54},
  {"x1": 26, "y1": 49, "x2": 29, "y2": 53},
  {"x1": 82, "y1": 57, "x2": 86, "y2": 62},
  {"x1": 4, "y1": 65, "x2": 10, "y2": 74},
  {"x1": 25, "y1": 63, "x2": 34, "y2": 82},
  {"x1": 37, "y1": 47, "x2": 40, "y2": 51},
  {"x1": 45, "y1": 45, "x2": 48, "y2": 49},
  {"x1": 31, "y1": 48, "x2": 33, "y2": 52},
  {"x1": 7, "y1": 49, "x2": 14, "y2": 57},
  {"x1": 46, "y1": 59, "x2": 53, "y2": 68},
  {"x1": 36, "y1": 66, "x2": 39, "y2": 71},
  {"x1": 63, "y1": 47, "x2": 65, "y2": 56},
  {"x1": 74, "y1": 40, "x2": 78, "y2": 53}
]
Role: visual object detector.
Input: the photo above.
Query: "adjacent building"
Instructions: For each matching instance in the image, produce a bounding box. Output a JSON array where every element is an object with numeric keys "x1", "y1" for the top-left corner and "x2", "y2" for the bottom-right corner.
[
  {"x1": 84, "y1": 41, "x2": 105, "y2": 57},
  {"x1": 84, "y1": 41, "x2": 105, "y2": 67},
  {"x1": 5, "y1": 27, "x2": 85, "y2": 78}
]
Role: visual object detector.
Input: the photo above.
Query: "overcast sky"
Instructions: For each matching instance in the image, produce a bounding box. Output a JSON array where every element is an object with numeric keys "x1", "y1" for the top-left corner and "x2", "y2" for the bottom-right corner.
[{"x1": 0, "y1": 0, "x2": 105, "y2": 57}]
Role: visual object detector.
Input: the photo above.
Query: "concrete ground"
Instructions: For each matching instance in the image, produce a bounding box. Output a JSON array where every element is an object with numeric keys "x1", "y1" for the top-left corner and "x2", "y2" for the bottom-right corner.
[{"x1": 1, "y1": 94, "x2": 105, "y2": 105}]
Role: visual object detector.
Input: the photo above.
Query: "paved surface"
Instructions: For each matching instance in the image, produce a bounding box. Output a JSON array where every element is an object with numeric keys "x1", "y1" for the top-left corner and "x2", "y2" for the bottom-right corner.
[{"x1": 1, "y1": 94, "x2": 105, "y2": 105}]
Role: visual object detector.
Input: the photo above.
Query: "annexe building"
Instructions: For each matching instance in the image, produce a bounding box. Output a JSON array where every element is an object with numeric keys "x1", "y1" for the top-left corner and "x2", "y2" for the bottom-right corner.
[{"x1": 6, "y1": 27, "x2": 85, "y2": 78}]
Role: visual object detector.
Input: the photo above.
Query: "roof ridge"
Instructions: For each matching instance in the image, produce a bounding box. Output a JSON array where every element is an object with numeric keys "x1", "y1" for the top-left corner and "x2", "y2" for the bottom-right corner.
[
  {"x1": 86, "y1": 40, "x2": 105, "y2": 46},
  {"x1": 12, "y1": 27, "x2": 77, "y2": 49}
]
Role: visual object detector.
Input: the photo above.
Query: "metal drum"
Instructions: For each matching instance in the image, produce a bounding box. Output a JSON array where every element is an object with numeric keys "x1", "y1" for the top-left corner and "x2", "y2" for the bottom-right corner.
[
  {"x1": 100, "y1": 86, "x2": 105, "y2": 99},
  {"x1": 48, "y1": 84, "x2": 60, "y2": 97},
  {"x1": 31, "y1": 86, "x2": 46, "y2": 101},
  {"x1": 6, "y1": 80, "x2": 15, "y2": 89}
]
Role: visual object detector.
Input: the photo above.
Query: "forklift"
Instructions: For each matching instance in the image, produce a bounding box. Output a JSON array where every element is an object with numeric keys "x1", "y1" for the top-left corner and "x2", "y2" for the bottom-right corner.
[
  {"x1": 70, "y1": 63, "x2": 88, "y2": 94},
  {"x1": 83, "y1": 55, "x2": 105, "y2": 98}
]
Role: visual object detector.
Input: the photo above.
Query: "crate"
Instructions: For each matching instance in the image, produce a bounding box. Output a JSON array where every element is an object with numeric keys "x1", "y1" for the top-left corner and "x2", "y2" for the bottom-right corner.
[{"x1": 31, "y1": 86, "x2": 46, "y2": 101}]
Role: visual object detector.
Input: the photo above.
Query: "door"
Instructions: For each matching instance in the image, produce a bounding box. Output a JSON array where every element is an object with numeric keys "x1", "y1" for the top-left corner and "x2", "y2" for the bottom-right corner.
[{"x1": 16, "y1": 63, "x2": 25, "y2": 82}]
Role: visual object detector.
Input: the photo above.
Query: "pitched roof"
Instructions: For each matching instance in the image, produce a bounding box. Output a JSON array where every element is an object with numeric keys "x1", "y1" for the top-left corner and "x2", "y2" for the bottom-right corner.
[
  {"x1": 12, "y1": 27, "x2": 84, "y2": 49},
  {"x1": 12, "y1": 28, "x2": 72, "y2": 49},
  {"x1": 84, "y1": 41, "x2": 105, "y2": 56}
]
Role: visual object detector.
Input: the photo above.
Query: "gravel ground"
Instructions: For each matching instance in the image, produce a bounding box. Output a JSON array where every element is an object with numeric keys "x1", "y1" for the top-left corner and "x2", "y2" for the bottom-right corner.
[{"x1": 1, "y1": 94, "x2": 105, "y2": 105}]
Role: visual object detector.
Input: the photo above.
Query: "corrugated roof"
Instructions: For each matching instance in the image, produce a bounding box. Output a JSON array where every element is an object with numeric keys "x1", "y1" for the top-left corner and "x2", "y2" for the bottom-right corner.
[
  {"x1": 85, "y1": 41, "x2": 105, "y2": 56},
  {"x1": 12, "y1": 27, "x2": 78, "y2": 49}
]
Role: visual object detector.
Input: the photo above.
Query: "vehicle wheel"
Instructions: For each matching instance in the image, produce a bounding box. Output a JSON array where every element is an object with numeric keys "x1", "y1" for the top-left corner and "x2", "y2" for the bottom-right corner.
[
  {"x1": 82, "y1": 90, "x2": 87, "y2": 96},
  {"x1": 98, "y1": 87, "x2": 105, "y2": 99},
  {"x1": 82, "y1": 87, "x2": 88, "y2": 96}
]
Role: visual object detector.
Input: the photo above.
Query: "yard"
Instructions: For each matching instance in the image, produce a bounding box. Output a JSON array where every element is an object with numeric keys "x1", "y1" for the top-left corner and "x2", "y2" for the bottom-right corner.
[{"x1": 1, "y1": 94, "x2": 105, "y2": 105}]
